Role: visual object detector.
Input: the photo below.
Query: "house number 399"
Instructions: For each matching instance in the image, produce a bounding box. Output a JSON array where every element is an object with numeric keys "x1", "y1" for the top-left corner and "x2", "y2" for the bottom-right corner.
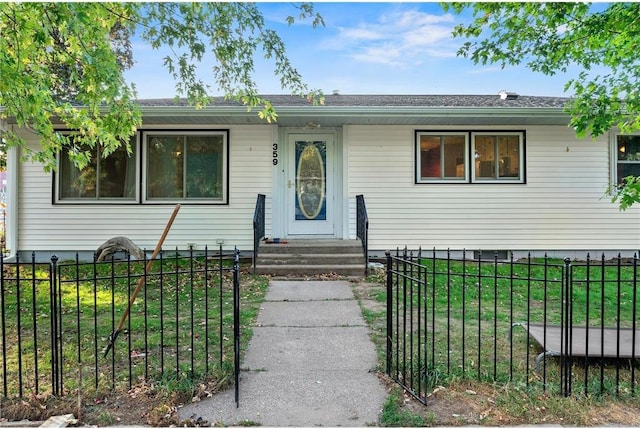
[{"x1": 272, "y1": 143, "x2": 278, "y2": 165}]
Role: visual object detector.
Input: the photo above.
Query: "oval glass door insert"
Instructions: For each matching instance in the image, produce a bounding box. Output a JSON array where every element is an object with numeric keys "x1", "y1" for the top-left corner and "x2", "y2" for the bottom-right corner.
[{"x1": 295, "y1": 141, "x2": 326, "y2": 220}]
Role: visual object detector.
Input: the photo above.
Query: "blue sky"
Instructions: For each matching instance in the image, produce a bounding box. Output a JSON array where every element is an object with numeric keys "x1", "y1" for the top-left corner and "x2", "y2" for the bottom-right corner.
[{"x1": 124, "y1": 2, "x2": 579, "y2": 99}]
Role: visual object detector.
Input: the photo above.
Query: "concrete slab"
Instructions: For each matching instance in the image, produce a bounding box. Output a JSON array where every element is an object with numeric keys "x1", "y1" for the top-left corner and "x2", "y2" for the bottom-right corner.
[
  {"x1": 178, "y1": 279, "x2": 388, "y2": 427},
  {"x1": 257, "y1": 300, "x2": 366, "y2": 327},
  {"x1": 266, "y1": 280, "x2": 355, "y2": 301},
  {"x1": 242, "y1": 326, "x2": 378, "y2": 371},
  {"x1": 181, "y1": 370, "x2": 386, "y2": 427}
]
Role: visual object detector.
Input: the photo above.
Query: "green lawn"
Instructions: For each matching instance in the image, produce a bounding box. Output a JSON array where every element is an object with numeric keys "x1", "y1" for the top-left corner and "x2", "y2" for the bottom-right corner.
[
  {"x1": 0, "y1": 253, "x2": 269, "y2": 399},
  {"x1": 387, "y1": 254, "x2": 639, "y2": 399}
]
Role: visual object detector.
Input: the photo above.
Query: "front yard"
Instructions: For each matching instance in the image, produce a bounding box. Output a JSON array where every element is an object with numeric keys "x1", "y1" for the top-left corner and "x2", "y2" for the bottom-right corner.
[{"x1": 353, "y1": 266, "x2": 640, "y2": 427}]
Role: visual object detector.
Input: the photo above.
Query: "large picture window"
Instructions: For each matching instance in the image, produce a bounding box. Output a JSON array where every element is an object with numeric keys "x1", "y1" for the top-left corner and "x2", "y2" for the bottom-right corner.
[
  {"x1": 416, "y1": 131, "x2": 525, "y2": 184},
  {"x1": 144, "y1": 131, "x2": 228, "y2": 203},
  {"x1": 57, "y1": 136, "x2": 137, "y2": 201},
  {"x1": 615, "y1": 135, "x2": 640, "y2": 185}
]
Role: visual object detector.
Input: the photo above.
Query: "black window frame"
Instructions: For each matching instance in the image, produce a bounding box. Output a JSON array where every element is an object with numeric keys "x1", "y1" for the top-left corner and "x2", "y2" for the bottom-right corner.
[{"x1": 415, "y1": 130, "x2": 526, "y2": 184}]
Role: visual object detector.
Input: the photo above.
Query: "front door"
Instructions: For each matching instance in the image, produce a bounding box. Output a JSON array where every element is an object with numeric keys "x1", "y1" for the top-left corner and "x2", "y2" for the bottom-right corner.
[{"x1": 287, "y1": 134, "x2": 335, "y2": 236}]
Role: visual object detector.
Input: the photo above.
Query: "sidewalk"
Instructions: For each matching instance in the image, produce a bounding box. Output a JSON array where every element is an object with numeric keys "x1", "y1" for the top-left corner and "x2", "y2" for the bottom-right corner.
[{"x1": 178, "y1": 279, "x2": 388, "y2": 427}]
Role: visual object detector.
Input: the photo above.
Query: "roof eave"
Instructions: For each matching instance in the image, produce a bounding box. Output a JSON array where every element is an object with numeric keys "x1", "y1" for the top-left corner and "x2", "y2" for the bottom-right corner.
[{"x1": 138, "y1": 105, "x2": 571, "y2": 126}]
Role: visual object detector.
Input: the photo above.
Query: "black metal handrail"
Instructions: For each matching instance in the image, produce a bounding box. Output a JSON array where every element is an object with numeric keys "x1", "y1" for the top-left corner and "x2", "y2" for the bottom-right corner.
[
  {"x1": 356, "y1": 194, "x2": 369, "y2": 275},
  {"x1": 253, "y1": 194, "x2": 266, "y2": 274}
]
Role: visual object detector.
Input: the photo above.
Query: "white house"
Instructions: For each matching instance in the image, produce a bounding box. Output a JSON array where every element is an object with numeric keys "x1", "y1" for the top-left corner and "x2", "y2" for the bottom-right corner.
[{"x1": 2, "y1": 93, "x2": 639, "y2": 260}]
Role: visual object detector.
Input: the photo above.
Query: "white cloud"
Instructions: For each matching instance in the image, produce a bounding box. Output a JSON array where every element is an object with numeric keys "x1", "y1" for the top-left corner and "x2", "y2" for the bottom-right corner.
[
  {"x1": 402, "y1": 25, "x2": 453, "y2": 49},
  {"x1": 387, "y1": 9, "x2": 454, "y2": 28},
  {"x1": 340, "y1": 27, "x2": 386, "y2": 41},
  {"x1": 467, "y1": 66, "x2": 505, "y2": 75},
  {"x1": 322, "y1": 7, "x2": 460, "y2": 68},
  {"x1": 351, "y1": 44, "x2": 404, "y2": 66}
]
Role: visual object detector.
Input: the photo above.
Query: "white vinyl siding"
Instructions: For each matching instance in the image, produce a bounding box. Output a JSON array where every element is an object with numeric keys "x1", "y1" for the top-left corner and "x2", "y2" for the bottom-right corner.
[
  {"x1": 9, "y1": 120, "x2": 640, "y2": 255},
  {"x1": 347, "y1": 125, "x2": 640, "y2": 252},
  {"x1": 14, "y1": 124, "x2": 273, "y2": 252}
]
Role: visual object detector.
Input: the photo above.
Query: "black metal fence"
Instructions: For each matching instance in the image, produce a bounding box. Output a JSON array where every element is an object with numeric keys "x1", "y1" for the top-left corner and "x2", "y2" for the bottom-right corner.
[
  {"x1": 356, "y1": 194, "x2": 369, "y2": 275},
  {"x1": 253, "y1": 193, "x2": 266, "y2": 274},
  {"x1": 386, "y1": 248, "x2": 639, "y2": 404},
  {"x1": 0, "y1": 247, "x2": 241, "y2": 401}
]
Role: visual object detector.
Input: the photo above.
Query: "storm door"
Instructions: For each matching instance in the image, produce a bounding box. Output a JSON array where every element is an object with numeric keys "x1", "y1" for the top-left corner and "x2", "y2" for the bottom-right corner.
[{"x1": 287, "y1": 134, "x2": 335, "y2": 236}]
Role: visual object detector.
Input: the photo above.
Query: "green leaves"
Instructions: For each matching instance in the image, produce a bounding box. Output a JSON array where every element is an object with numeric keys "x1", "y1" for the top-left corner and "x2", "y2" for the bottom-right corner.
[
  {"x1": 444, "y1": 2, "x2": 640, "y2": 208},
  {"x1": 139, "y1": 2, "x2": 324, "y2": 122},
  {"x1": 609, "y1": 176, "x2": 640, "y2": 211},
  {"x1": 0, "y1": 2, "x2": 141, "y2": 171},
  {"x1": 1, "y1": 2, "x2": 323, "y2": 169}
]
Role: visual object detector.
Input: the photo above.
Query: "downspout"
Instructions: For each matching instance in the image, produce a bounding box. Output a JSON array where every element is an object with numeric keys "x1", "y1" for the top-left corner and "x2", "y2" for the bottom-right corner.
[{"x1": 6, "y1": 129, "x2": 18, "y2": 258}]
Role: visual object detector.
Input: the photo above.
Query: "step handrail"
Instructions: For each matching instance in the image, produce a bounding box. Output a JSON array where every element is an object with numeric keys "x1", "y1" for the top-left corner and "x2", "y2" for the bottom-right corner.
[
  {"x1": 356, "y1": 194, "x2": 369, "y2": 276},
  {"x1": 253, "y1": 194, "x2": 266, "y2": 274}
]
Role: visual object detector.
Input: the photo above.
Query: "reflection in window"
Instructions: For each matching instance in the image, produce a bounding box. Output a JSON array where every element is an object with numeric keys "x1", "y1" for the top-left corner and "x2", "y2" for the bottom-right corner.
[
  {"x1": 474, "y1": 134, "x2": 520, "y2": 180},
  {"x1": 416, "y1": 131, "x2": 524, "y2": 183},
  {"x1": 616, "y1": 135, "x2": 640, "y2": 184},
  {"x1": 146, "y1": 133, "x2": 226, "y2": 201},
  {"x1": 419, "y1": 134, "x2": 466, "y2": 181},
  {"x1": 59, "y1": 138, "x2": 136, "y2": 200}
]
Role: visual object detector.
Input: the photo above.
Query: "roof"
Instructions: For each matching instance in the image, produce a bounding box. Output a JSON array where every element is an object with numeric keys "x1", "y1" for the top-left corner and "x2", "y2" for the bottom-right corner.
[
  {"x1": 2, "y1": 94, "x2": 573, "y2": 127},
  {"x1": 137, "y1": 94, "x2": 571, "y2": 109},
  {"x1": 136, "y1": 94, "x2": 573, "y2": 127}
]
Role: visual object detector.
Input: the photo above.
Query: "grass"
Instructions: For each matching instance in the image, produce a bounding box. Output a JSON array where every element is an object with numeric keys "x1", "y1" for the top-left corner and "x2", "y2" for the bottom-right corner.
[
  {"x1": 383, "y1": 254, "x2": 639, "y2": 399},
  {"x1": 0, "y1": 253, "x2": 269, "y2": 402},
  {"x1": 379, "y1": 386, "x2": 435, "y2": 427},
  {"x1": 355, "y1": 263, "x2": 640, "y2": 426}
]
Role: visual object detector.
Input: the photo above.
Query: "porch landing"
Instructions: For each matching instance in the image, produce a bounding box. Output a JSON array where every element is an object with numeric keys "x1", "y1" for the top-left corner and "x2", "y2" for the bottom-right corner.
[{"x1": 254, "y1": 239, "x2": 366, "y2": 278}]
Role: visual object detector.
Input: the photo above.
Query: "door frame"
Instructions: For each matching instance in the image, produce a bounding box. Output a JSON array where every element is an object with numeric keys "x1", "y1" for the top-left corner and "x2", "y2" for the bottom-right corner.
[{"x1": 272, "y1": 127, "x2": 344, "y2": 239}]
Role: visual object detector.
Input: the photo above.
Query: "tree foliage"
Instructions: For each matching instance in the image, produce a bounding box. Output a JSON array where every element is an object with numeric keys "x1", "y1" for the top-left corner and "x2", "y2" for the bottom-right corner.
[
  {"x1": 444, "y1": 2, "x2": 640, "y2": 209},
  {"x1": 0, "y1": 2, "x2": 323, "y2": 171}
]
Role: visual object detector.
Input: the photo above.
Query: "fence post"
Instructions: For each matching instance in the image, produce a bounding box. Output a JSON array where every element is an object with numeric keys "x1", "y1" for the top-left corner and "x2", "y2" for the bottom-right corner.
[
  {"x1": 233, "y1": 248, "x2": 240, "y2": 408},
  {"x1": 49, "y1": 255, "x2": 60, "y2": 397},
  {"x1": 561, "y1": 257, "x2": 573, "y2": 397},
  {"x1": 385, "y1": 250, "x2": 392, "y2": 376},
  {"x1": 0, "y1": 253, "x2": 6, "y2": 397}
]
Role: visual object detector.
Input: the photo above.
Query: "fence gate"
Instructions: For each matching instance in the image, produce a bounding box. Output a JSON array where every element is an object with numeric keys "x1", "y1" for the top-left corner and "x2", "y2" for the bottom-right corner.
[{"x1": 385, "y1": 249, "x2": 431, "y2": 405}]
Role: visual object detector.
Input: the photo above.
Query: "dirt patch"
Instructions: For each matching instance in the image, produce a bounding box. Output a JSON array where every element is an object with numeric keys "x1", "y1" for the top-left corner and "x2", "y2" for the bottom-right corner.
[
  {"x1": 352, "y1": 282, "x2": 386, "y2": 313},
  {"x1": 0, "y1": 381, "x2": 221, "y2": 427},
  {"x1": 381, "y1": 377, "x2": 640, "y2": 427}
]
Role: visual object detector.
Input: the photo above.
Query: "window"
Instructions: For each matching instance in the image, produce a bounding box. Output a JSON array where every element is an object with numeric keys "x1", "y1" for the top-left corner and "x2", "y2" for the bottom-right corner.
[
  {"x1": 416, "y1": 131, "x2": 525, "y2": 184},
  {"x1": 57, "y1": 136, "x2": 137, "y2": 202},
  {"x1": 417, "y1": 133, "x2": 468, "y2": 182},
  {"x1": 471, "y1": 133, "x2": 523, "y2": 182},
  {"x1": 143, "y1": 131, "x2": 228, "y2": 203},
  {"x1": 615, "y1": 135, "x2": 640, "y2": 185}
]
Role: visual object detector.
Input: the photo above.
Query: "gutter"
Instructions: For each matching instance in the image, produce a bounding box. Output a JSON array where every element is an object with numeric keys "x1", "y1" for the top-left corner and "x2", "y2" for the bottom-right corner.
[
  {"x1": 138, "y1": 104, "x2": 570, "y2": 117},
  {"x1": 2, "y1": 103, "x2": 571, "y2": 125},
  {"x1": 138, "y1": 105, "x2": 572, "y2": 126}
]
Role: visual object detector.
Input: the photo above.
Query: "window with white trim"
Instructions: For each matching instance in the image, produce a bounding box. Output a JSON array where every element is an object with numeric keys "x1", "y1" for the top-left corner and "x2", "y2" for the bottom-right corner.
[
  {"x1": 143, "y1": 131, "x2": 229, "y2": 203},
  {"x1": 57, "y1": 135, "x2": 138, "y2": 202},
  {"x1": 614, "y1": 135, "x2": 640, "y2": 184},
  {"x1": 416, "y1": 131, "x2": 525, "y2": 183}
]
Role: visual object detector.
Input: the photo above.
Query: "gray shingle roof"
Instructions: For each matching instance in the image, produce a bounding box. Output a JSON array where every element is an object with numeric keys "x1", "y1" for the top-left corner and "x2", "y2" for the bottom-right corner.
[{"x1": 135, "y1": 94, "x2": 571, "y2": 109}]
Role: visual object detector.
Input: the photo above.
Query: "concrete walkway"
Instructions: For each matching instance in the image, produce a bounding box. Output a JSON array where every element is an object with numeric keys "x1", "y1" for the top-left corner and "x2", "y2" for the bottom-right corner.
[{"x1": 178, "y1": 280, "x2": 388, "y2": 427}]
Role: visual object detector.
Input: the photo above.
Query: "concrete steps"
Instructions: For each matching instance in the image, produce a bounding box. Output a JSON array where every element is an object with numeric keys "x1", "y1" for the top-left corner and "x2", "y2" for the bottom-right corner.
[{"x1": 255, "y1": 239, "x2": 366, "y2": 278}]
